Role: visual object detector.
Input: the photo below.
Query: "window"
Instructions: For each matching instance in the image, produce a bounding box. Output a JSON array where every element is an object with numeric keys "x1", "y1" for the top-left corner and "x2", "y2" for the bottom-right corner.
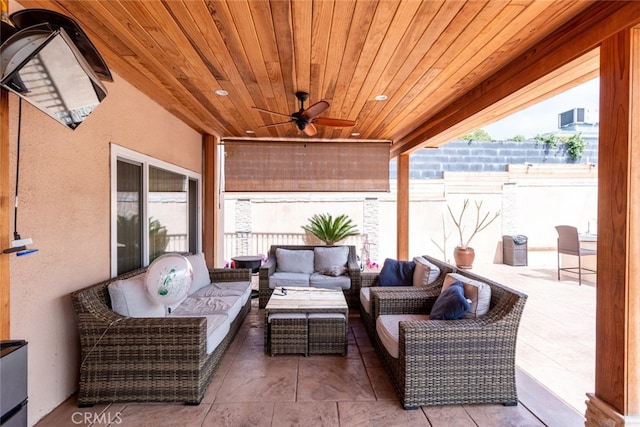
[{"x1": 111, "y1": 145, "x2": 201, "y2": 276}]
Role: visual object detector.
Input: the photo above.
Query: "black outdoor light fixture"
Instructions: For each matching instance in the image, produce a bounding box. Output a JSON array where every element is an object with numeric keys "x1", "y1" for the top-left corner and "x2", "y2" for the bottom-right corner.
[
  {"x1": 0, "y1": 8, "x2": 112, "y2": 129},
  {"x1": 1, "y1": 8, "x2": 113, "y2": 255}
]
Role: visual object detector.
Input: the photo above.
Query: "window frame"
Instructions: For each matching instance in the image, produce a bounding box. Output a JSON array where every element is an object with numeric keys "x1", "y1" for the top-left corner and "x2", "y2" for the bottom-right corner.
[{"x1": 110, "y1": 144, "x2": 202, "y2": 277}]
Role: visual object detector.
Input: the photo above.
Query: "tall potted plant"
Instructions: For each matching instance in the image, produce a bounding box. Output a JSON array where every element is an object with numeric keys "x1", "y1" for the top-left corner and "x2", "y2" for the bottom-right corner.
[
  {"x1": 447, "y1": 199, "x2": 500, "y2": 269},
  {"x1": 301, "y1": 213, "x2": 359, "y2": 245}
]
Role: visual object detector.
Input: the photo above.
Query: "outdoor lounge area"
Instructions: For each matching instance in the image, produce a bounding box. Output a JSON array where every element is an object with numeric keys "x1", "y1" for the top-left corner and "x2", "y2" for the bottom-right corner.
[
  {"x1": 2, "y1": 1, "x2": 640, "y2": 426},
  {"x1": 35, "y1": 252, "x2": 591, "y2": 426}
]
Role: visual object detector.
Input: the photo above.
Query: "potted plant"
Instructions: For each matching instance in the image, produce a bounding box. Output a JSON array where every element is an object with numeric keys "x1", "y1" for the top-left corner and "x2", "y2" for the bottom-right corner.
[
  {"x1": 447, "y1": 199, "x2": 500, "y2": 269},
  {"x1": 301, "y1": 213, "x2": 359, "y2": 245}
]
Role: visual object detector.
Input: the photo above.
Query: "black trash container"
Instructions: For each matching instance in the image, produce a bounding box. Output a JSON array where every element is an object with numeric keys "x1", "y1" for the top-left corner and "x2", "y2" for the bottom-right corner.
[{"x1": 503, "y1": 235, "x2": 528, "y2": 266}]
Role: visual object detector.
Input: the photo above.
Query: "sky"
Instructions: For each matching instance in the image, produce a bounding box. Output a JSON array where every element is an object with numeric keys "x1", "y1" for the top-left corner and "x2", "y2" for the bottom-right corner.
[{"x1": 482, "y1": 78, "x2": 600, "y2": 140}]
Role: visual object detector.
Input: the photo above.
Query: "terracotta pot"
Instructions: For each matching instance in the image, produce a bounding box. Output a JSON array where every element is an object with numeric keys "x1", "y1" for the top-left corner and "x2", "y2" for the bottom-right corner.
[{"x1": 453, "y1": 247, "x2": 475, "y2": 269}]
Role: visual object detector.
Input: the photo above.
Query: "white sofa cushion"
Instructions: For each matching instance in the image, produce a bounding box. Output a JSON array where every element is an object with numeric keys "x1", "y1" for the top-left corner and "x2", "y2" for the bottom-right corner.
[
  {"x1": 442, "y1": 273, "x2": 491, "y2": 318},
  {"x1": 309, "y1": 273, "x2": 351, "y2": 290},
  {"x1": 376, "y1": 314, "x2": 430, "y2": 359},
  {"x1": 269, "y1": 272, "x2": 310, "y2": 289},
  {"x1": 185, "y1": 253, "x2": 211, "y2": 295},
  {"x1": 204, "y1": 315, "x2": 230, "y2": 354},
  {"x1": 360, "y1": 288, "x2": 371, "y2": 314},
  {"x1": 172, "y1": 294, "x2": 243, "y2": 320},
  {"x1": 192, "y1": 282, "x2": 246, "y2": 298},
  {"x1": 276, "y1": 248, "x2": 315, "y2": 274},
  {"x1": 167, "y1": 312, "x2": 230, "y2": 354},
  {"x1": 219, "y1": 281, "x2": 252, "y2": 305},
  {"x1": 108, "y1": 274, "x2": 165, "y2": 318},
  {"x1": 166, "y1": 294, "x2": 188, "y2": 315},
  {"x1": 314, "y1": 246, "x2": 349, "y2": 272},
  {"x1": 413, "y1": 256, "x2": 441, "y2": 287},
  {"x1": 212, "y1": 281, "x2": 252, "y2": 293},
  {"x1": 193, "y1": 281, "x2": 252, "y2": 305}
]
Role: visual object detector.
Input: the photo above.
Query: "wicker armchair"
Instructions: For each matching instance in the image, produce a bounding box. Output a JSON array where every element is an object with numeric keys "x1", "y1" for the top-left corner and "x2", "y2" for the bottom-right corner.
[
  {"x1": 359, "y1": 255, "x2": 455, "y2": 343},
  {"x1": 371, "y1": 268, "x2": 527, "y2": 409},
  {"x1": 71, "y1": 267, "x2": 251, "y2": 406},
  {"x1": 258, "y1": 245, "x2": 361, "y2": 308}
]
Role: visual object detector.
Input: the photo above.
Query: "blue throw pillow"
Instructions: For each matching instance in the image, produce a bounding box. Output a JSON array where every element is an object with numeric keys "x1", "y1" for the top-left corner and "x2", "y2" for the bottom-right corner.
[
  {"x1": 429, "y1": 281, "x2": 470, "y2": 320},
  {"x1": 378, "y1": 258, "x2": 416, "y2": 286}
]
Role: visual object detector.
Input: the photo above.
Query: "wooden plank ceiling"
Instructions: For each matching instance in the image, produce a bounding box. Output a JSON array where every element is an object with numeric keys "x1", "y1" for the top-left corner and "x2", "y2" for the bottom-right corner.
[{"x1": 13, "y1": 0, "x2": 603, "y2": 154}]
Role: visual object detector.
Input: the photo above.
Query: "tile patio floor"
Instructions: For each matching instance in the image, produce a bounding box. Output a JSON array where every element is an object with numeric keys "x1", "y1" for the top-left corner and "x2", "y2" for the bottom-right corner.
[
  {"x1": 36, "y1": 251, "x2": 594, "y2": 427},
  {"x1": 473, "y1": 250, "x2": 595, "y2": 417}
]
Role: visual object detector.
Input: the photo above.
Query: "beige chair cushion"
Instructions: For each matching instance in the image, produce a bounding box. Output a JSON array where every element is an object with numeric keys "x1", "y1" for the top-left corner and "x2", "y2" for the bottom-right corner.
[
  {"x1": 376, "y1": 314, "x2": 430, "y2": 358},
  {"x1": 413, "y1": 256, "x2": 441, "y2": 287},
  {"x1": 442, "y1": 273, "x2": 491, "y2": 318},
  {"x1": 360, "y1": 288, "x2": 372, "y2": 314}
]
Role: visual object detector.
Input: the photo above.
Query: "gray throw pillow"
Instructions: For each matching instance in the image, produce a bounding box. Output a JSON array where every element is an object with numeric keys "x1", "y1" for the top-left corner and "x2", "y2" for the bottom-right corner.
[
  {"x1": 318, "y1": 266, "x2": 347, "y2": 277},
  {"x1": 276, "y1": 248, "x2": 315, "y2": 274},
  {"x1": 314, "y1": 246, "x2": 349, "y2": 272}
]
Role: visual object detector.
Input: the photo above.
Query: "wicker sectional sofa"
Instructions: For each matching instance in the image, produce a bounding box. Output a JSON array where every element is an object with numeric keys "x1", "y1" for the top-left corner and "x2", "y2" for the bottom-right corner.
[
  {"x1": 71, "y1": 257, "x2": 252, "y2": 406},
  {"x1": 360, "y1": 257, "x2": 528, "y2": 409}
]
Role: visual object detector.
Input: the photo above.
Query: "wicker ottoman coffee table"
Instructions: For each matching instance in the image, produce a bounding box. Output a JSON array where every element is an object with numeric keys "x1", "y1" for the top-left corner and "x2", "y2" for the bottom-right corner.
[{"x1": 264, "y1": 287, "x2": 348, "y2": 356}]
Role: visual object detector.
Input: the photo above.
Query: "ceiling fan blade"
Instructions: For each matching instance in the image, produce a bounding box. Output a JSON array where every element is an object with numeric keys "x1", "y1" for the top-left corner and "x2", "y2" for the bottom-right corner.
[
  {"x1": 252, "y1": 106, "x2": 292, "y2": 119},
  {"x1": 259, "y1": 120, "x2": 293, "y2": 128},
  {"x1": 303, "y1": 123, "x2": 318, "y2": 136},
  {"x1": 301, "y1": 101, "x2": 330, "y2": 120},
  {"x1": 312, "y1": 117, "x2": 356, "y2": 127}
]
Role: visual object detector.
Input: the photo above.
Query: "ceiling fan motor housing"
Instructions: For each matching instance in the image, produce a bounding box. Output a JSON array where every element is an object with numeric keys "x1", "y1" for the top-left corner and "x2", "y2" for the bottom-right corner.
[{"x1": 291, "y1": 111, "x2": 308, "y2": 129}]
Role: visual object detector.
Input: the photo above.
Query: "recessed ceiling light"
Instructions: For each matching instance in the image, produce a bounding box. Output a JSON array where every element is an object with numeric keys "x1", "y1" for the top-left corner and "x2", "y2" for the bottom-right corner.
[
  {"x1": 351, "y1": 132, "x2": 361, "y2": 137},
  {"x1": 215, "y1": 89, "x2": 229, "y2": 96},
  {"x1": 374, "y1": 94, "x2": 388, "y2": 101},
  {"x1": 245, "y1": 130, "x2": 255, "y2": 134}
]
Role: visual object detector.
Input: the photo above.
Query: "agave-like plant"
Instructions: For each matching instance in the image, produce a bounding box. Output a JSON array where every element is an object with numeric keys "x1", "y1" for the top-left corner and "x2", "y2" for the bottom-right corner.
[{"x1": 301, "y1": 213, "x2": 359, "y2": 245}]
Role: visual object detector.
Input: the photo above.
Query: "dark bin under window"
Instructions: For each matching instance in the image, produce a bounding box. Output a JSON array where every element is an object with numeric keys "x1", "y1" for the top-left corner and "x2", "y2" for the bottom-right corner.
[{"x1": 503, "y1": 235, "x2": 528, "y2": 266}]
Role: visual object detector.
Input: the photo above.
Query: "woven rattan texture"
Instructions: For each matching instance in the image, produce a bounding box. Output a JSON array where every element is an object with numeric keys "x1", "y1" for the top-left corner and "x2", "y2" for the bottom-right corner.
[
  {"x1": 269, "y1": 317, "x2": 308, "y2": 356},
  {"x1": 71, "y1": 267, "x2": 252, "y2": 405},
  {"x1": 308, "y1": 317, "x2": 347, "y2": 355},
  {"x1": 359, "y1": 257, "x2": 527, "y2": 408}
]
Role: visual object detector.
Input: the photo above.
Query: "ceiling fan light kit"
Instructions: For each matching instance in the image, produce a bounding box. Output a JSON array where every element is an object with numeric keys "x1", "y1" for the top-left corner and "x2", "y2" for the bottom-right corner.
[{"x1": 253, "y1": 91, "x2": 356, "y2": 137}]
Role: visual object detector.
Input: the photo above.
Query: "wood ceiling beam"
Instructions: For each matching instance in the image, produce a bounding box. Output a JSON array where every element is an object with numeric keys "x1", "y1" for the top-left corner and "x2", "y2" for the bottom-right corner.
[
  {"x1": 391, "y1": 0, "x2": 640, "y2": 158},
  {"x1": 1, "y1": 0, "x2": 11, "y2": 341},
  {"x1": 0, "y1": 88, "x2": 9, "y2": 340}
]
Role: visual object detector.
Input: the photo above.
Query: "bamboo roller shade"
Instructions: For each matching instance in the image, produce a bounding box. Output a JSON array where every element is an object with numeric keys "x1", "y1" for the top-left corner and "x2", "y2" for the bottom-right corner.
[{"x1": 224, "y1": 141, "x2": 390, "y2": 192}]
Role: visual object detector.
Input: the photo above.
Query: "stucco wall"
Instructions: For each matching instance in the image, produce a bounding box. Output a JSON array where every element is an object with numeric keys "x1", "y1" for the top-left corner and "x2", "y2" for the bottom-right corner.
[
  {"x1": 223, "y1": 166, "x2": 598, "y2": 267},
  {"x1": 7, "y1": 71, "x2": 202, "y2": 424}
]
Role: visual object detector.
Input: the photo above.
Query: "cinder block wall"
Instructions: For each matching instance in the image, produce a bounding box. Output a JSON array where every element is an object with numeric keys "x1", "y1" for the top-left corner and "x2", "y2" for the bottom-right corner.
[{"x1": 391, "y1": 138, "x2": 599, "y2": 179}]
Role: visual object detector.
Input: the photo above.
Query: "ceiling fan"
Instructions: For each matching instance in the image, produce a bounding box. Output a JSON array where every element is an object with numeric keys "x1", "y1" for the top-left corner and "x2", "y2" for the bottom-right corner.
[{"x1": 253, "y1": 91, "x2": 356, "y2": 136}]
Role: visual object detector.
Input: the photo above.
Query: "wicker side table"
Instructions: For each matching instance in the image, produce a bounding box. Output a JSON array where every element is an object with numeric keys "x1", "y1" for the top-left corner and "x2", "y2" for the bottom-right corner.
[
  {"x1": 266, "y1": 313, "x2": 308, "y2": 356},
  {"x1": 308, "y1": 313, "x2": 347, "y2": 355}
]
